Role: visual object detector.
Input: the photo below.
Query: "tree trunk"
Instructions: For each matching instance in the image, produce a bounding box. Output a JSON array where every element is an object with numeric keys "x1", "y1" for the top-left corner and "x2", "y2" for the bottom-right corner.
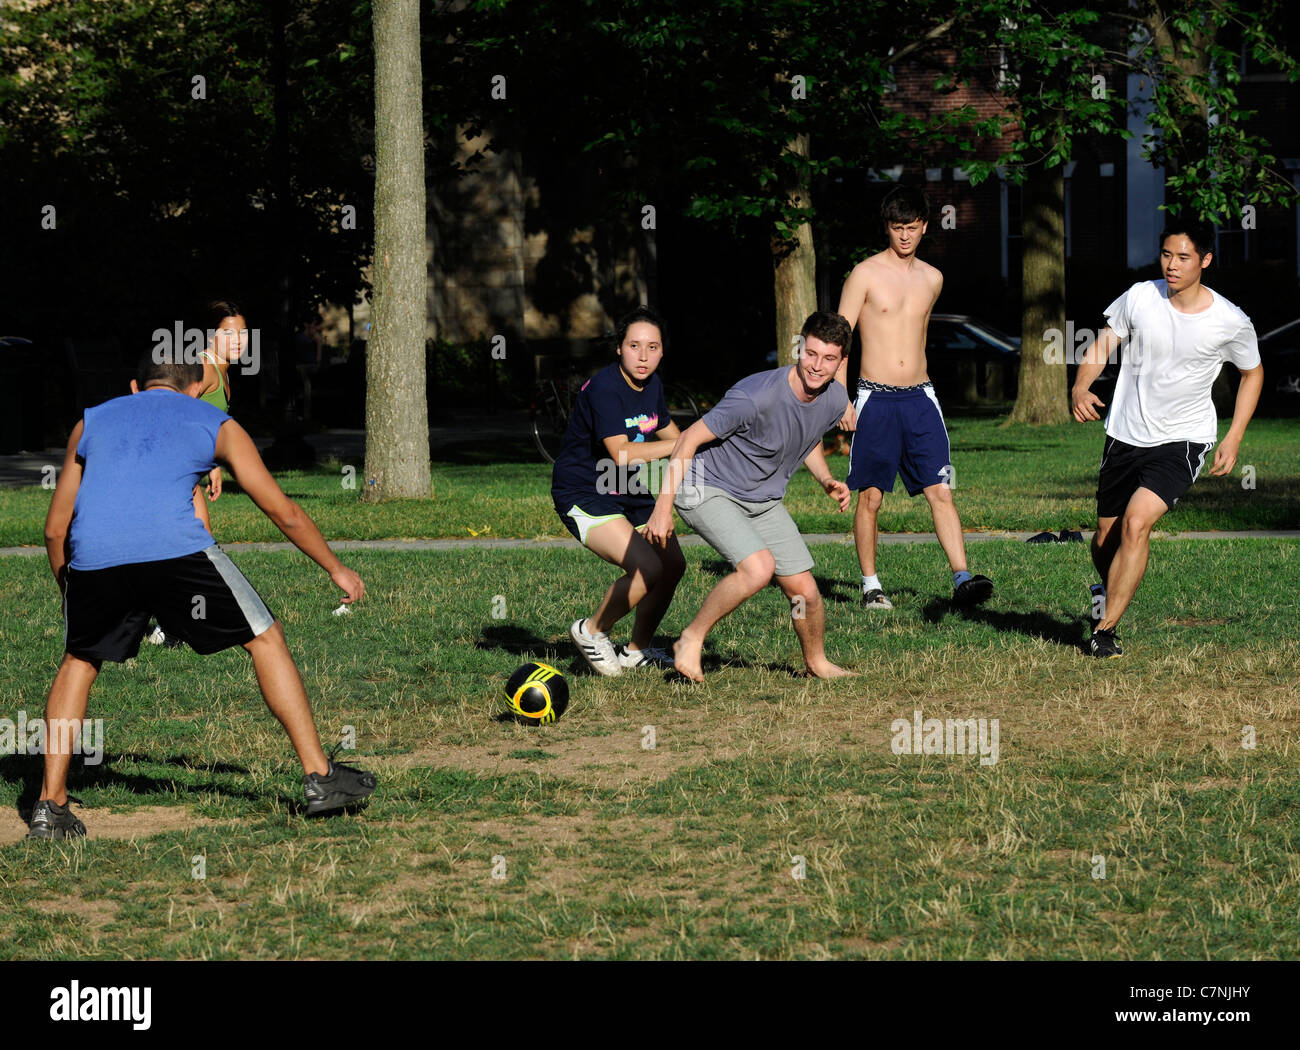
[
  {"x1": 1005, "y1": 152, "x2": 1069, "y2": 425},
  {"x1": 364, "y1": 0, "x2": 430, "y2": 501},
  {"x1": 771, "y1": 133, "x2": 817, "y2": 364}
]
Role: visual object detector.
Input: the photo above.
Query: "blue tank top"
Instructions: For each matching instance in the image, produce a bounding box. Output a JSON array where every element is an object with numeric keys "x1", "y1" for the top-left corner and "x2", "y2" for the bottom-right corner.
[{"x1": 69, "y1": 388, "x2": 230, "y2": 569}]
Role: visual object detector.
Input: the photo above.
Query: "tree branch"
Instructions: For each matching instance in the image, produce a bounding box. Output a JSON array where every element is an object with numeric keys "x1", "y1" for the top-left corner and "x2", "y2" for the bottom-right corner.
[{"x1": 889, "y1": 14, "x2": 961, "y2": 66}]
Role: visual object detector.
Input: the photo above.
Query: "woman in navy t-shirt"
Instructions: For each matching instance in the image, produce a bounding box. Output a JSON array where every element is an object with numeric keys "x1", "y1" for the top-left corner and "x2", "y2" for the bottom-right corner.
[{"x1": 551, "y1": 307, "x2": 685, "y2": 676}]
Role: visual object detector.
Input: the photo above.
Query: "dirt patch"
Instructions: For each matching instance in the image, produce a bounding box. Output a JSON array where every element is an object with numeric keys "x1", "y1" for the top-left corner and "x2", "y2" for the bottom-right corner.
[
  {"x1": 380, "y1": 706, "x2": 746, "y2": 788},
  {"x1": 29, "y1": 894, "x2": 120, "y2": 927},
  {"x1": 0, "y1": 805, "x2": 226, "y2": 847}
]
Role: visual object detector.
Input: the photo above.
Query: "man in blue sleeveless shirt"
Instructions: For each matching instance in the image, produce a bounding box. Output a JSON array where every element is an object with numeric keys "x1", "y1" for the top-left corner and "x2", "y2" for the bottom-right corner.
[{"x1": 31, "y1": 353, "x2": 376, "y2": 839}]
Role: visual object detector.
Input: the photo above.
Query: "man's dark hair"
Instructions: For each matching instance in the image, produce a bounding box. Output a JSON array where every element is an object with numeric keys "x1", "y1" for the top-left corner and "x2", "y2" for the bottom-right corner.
[
  {"x1": 881, "y1": 185, "x2": 930, "y2": 226},
  {"x1": 137, "y1": 349, "x2": 202, "y2": 391},
  {"x1": 614, "y1": 305, "x2": 667, "y2": 351},
  {"x1": 1159, "y1": 218, "x2": 1215, "y2": 260},
  {"x1": 800, "y1": 311, "x2": 851, "y2": 353}
]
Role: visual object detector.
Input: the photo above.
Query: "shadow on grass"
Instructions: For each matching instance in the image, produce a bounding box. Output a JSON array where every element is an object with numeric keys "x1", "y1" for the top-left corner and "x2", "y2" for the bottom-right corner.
[
  {"x1": 476, "y1": 623, "x2": 595, "y2": 681},
  {"x1": 814, "y1": 574, "x2": 919, "y2": 606},
  {"x1": 475, "y1": 624, "x2": 554, "y2": 656},
  {"x1": 922, "y1": 598, "x2": 1089, "y2": 650},
  {"x1": 1, "y1": 751, "x2": 261, "y2": 820}
]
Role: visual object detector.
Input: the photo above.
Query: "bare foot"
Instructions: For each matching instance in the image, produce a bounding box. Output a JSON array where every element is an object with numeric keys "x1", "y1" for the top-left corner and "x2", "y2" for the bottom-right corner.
[
  {"x1": 806, "y1": 660, "x2": 855, "y2": 679},
  {"x1": 672, "y1": 635, "x2": 705, "y2": 683}
]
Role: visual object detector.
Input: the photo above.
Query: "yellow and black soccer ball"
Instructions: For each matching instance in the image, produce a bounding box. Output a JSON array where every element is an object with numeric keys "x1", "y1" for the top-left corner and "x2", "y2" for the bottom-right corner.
[{"x1": 505, "y1": 661, "x2": 569, "y2": 724}]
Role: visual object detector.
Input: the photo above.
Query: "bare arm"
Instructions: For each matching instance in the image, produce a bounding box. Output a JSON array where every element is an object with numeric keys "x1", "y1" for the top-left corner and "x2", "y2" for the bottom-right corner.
[
  {"x1": 804, "y1": 440, "x2": 850, "y2": 512},
  {"x1": 44, "y1": 420, "x2": 84, "y2": 590},
  {"x1": 214, "y1": 420, "x2": 365, "y2": 602},
  {"x1": 834, "y1": 264, "x2": 870, "y2": 418},
  {"x1": 1071, "y1": 327, "x2": 1122, "y2": 422},
  {"x1": 644, "y1": 418, "x2": 718, "y2": 544},
  {"x1": 601, "y1": 432, "x2": 679, "y2": 468},
  {"x1": 1209, "y1": 363, "x2": 1264, "y2": 476}
]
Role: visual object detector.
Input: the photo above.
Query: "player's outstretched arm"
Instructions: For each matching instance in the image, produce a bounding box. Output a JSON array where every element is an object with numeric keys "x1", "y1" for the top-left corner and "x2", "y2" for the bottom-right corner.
[
  {"x1": 805, "y1": 441, "x2": 850, "y2": 511},
  {"x1": 214, "y1": 420, "x2": 365, "y2": 603},
  {"x1": 43, "y1": 420, "x2": 84, "y2": 590},
  {"x1": 1210, "y1": 363, "x2": 1264, "y2": 476},
  {"x1": 645, "y1": 418, "x2": 717, "y2": 544},
  {"x1": 1071, "y1": 327, "x2": 1121, "y2": 422}
]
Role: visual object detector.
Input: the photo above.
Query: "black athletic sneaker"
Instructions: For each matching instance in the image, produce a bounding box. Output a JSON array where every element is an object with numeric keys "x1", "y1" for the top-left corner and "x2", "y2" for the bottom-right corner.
[
  {"x1": 303, "y1": 761, "x2": 377, "y2": 816},
  {"x1": 861, "y1": 589, "x2": 893, "y2": 610},
  {"x1": 1088, "y1": 628, "x2": 1123, "y2": 658},
  {"x1": 27, "y1": 799, "x2": 87, "y2": 840},
  {"x1": 953, "y1": 575, "x2": 994, "y2": 607}
]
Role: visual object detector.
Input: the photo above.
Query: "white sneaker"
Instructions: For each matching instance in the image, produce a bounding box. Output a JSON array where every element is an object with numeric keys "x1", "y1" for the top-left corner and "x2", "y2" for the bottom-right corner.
[
  {"x1": 147, "y1": 625, "x2": 168, "y2": 645},
  {"x1": 570, "y1": 619, "x2": 622, "y2": 677},
  {"x1": 618, "y1": 645, "x2": 675, "y2": 670}
]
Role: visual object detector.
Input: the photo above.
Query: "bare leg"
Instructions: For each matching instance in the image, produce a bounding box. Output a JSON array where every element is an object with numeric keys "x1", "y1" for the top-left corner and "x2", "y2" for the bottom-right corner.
[
  {"x1": 628, "y1": 532, "x2": 685, "y2": 650},
  {"x1": 1091, "y1": 515, "x2": 1120, "y2": 586},
  {"x1": 922, "y1": 482, "x2": 968, "y2": 573},
  {"x1": 38, "y1": 653, "x2": 101, "y2": 805},
  {"x1": 775, "y1": 571, "x2": 853, "y2": 678},
  {"x1": 583, "y1": 518, "x2": 678, "y2": 640},
  {"x1": 1097, "y1": 488, "x2": 1168, "y2": 631},
  {"x1": 674, "y1": 549, "x2": 775, "y2": 683},
  {"x1": 244, "y1": 622, "x2": 329, "y2": 775},
  {"x1": 853, "y1": 487, "x2": 883, "y2": 578}
]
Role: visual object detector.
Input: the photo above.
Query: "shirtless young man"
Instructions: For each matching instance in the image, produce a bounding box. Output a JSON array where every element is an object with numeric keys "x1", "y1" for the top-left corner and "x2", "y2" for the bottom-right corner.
[{"x1": 835, "y1": 185, "x2": 993, "y2": 610}]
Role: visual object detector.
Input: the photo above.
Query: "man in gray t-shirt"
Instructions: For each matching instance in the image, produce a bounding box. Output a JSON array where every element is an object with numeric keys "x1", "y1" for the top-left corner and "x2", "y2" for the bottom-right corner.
[{"x1": 646, "y1": 311, "x2": 855, "y2": 683}]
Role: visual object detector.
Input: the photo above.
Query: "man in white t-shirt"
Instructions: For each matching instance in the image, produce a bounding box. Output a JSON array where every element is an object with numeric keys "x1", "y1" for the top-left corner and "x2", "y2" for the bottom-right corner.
[{"x1": 1072, "y1": 219, "x2": 1264, "y2": 658}]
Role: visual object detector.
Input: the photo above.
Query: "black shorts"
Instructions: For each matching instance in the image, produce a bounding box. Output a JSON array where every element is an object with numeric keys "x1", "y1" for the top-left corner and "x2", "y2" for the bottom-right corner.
[
  {"x1": 63, "y1": 546, "x2": 276, "y2": 663},
  {"x1": 1096, "y1": 436, "x2": 1212, "y2": 519}
]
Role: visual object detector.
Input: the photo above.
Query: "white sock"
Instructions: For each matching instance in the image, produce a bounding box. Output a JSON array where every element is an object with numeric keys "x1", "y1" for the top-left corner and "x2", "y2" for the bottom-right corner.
[{"x1": 862, "y1": 574, "x2": 881, "y2": 593}]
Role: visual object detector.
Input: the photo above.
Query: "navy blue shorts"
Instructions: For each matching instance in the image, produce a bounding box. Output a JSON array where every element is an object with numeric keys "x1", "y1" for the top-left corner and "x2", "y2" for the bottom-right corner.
[
  {"x1": 553, "y1": 493, "x2": 654, "y2": 545},
  {"x1": 846, "y1": 381, "x2": 953, "y2": 495}
]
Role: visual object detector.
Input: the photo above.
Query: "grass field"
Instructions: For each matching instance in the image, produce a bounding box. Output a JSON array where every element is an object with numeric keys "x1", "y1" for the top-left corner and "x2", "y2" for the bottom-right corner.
[
  {"x1": 2, "y1": 417, "x2": 1298, "y2": 546},
  {"x1": 2, "y1": 538, "x2": 1298, "y2": 959}
]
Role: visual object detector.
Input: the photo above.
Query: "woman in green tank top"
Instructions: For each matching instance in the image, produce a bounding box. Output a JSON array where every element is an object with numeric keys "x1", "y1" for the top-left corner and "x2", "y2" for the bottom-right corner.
[{"x1": 194, "y1": 300, "x2": 247, "y2": 532}]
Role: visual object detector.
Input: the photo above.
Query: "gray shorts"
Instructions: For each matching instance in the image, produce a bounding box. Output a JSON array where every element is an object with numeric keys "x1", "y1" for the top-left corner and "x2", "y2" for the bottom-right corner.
[{"x1": 675, "y1": 484, "x2": 813, "y2": 577}]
